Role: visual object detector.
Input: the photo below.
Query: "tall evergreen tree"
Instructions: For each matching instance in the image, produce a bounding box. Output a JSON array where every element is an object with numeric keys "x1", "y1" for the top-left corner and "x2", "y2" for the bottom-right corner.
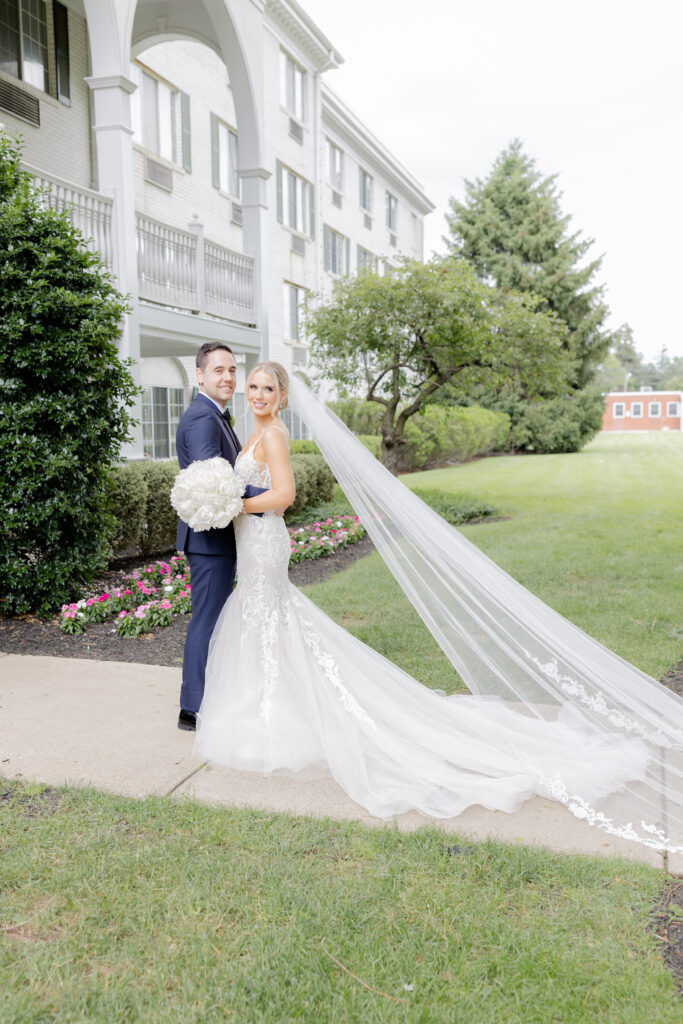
[
  {"x1": 0, "y1": 132, "x2": 137, "y2": 615},
  {"x1": 445, "y1": 140, "x2": 611, "y2": 388}
]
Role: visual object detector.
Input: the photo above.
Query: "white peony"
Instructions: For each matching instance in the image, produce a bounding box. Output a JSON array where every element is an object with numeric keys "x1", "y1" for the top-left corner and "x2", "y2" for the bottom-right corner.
[{"x1": 170, "y1": 457, "x2": 245, "y2": 532}]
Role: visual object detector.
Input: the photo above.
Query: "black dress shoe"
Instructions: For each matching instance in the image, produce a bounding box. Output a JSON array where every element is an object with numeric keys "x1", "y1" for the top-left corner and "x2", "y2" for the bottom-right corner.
[{"x1": 178, "y1": 709, "x2": 197, "y2": 731}]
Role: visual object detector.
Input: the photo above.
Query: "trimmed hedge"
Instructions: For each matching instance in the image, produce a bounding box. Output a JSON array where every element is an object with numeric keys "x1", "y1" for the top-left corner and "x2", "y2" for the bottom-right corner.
[
  {"x1": 402, "y1": 405, "x2": 510, "y2": 471},
  {"x1": 411, "y1": 488, "x2": 499, "y2": 525},
  {"x1": 287, "y1": 453, "x2": 336, "y2": 521},
  {"x1": 109, "y1": 453, "x2": 336, "y2": 556},
  {"x1": 290, "y1": 439, "x2": 321, "y2": 455},
  {"x1": 107, "y1": 463, "x2": 148, "y2": 554}
]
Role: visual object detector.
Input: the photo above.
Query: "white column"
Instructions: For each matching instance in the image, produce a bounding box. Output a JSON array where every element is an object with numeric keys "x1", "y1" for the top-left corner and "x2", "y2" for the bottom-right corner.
[
  {"x1": 240, "y1": 166, "x2": 271, "y2": 358},
  {"x1": 85, "y1": 73, "x2": 143, "y2": 457}
]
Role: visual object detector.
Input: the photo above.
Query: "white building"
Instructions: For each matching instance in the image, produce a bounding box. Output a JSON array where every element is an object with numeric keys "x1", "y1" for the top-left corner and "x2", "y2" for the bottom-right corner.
[{"x1": 0, "y1": 0, "x2": 434, "y2": 455}]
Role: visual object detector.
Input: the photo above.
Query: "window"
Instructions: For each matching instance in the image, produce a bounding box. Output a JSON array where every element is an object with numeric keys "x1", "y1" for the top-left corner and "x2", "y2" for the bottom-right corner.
[
  {"x1": 0, "y1": 0, "x2": 48, "y2": 91},
  {"x1": 211, "y1": 113, "x2": 239, "y2": 196},
  {"x1": 324, "y1": 225, "x2": 349, "y2": 275},
  {"x1": 280, "y1": 49, "x2": 304, "y2": 122},
  {"x1": 357, "y1": 246, "x2": 377, "y2": 271},
  {"x1": 52, "y1": 1, "x2": 69, "y2": 104},
  {"x1": 649, "y1": 402, "x2": 661, "y2": 417},
  {"x1": 276, "y1": 161, "x2": 311, "y2": 235},
  {"x1": 327, "y1": 139, "x2": 343, "y2": 190},
  {"x1": 130, "y1": 64, "x2": 177, "y2": 163},
  {"x1": 283, "y1": 282, "x2": 306, "y2": 341},
  {"x1": 359, "y1": 168, "x2": 373, "y2": 212},
  {"x1": 281, "y1": 408, "x2": 307, "y2": 441},
  {"x1": 631, "y1": 402, "x2": 642, "y2": 418},
  {"x1": 613, "y1": 403, "x2": 625, "y2": 418},
  {"x1": 142, "y1": 387, "x2": 184, "y2": 459},
  {"x1": 385, "y1": 191, "x2": 398, "y2": 231},
  {"x1": 667, "y1": 401, "x2": 680, "y2": 417}
]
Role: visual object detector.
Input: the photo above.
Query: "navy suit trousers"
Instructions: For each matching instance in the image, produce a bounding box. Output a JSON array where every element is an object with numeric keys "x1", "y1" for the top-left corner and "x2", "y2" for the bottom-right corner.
[{"x1": 180, "y1": 552, "x2": 235, "y2": 713}]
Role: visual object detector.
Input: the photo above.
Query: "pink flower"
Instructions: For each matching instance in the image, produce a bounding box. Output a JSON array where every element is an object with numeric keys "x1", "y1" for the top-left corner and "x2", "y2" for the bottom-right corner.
[
  {"x1": 159, "y1": 599, "x2": 172, "y2": 610},
  {"x1": 86, "y1": 597, "x2": 95, "y2": 606},
  {"x1": 118, "y1": 610, "x2": 128, "y2": 619},
  {"x1": 134, "y1": 608, "x2": 147, "y2": 619},
  {"x1": 99, "y1": 594, "x2": 109, "y2": 602}
]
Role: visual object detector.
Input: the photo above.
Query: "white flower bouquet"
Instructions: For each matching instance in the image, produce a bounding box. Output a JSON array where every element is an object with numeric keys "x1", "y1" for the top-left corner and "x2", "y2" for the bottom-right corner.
[{"x1": 170, "y1": 457, "x2": 245, "y2": 532}]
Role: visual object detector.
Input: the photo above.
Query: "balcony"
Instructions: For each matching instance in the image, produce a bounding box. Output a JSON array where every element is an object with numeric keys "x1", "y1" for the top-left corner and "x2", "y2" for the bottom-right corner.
[
  {"x1": 28, "y1": 164, "x2": 114, "y2": 267},
  {"x1": 136, "y1": 214, "x2": 255, "y2": 325},
  {"x1": 26, "y1": 167, "x2": 255, "y2": 327}
]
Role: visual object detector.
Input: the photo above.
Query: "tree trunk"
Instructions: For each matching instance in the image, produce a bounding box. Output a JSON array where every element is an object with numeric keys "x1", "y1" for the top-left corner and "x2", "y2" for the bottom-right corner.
[{"x1": 380, "y1": 418, "x2": 407, "y2": 475}]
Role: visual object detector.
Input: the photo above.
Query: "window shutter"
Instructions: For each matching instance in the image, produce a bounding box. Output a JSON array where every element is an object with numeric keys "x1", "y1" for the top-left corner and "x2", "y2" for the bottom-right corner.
[
  {"x1": 53, "y1": 2, "x2": 70, "y2": 105},
  {"x1": 323, "y1": 225, "x2": 331, "y2": 272},
  {"x1": 276, "y1": 160, "x2": 283, "y2": 223},
  {"x1": 345, "y1": 236, "x2": 350, "y2": 274},
  {"x1": 180, "y1": 92, "x2": 191, "y2": 173},
  {"x1": 308, "y1": 182, "x2": 315, "y2": 239},
  {"x1": 210, "y1": 113, "x2": 220, "y2": 188}
]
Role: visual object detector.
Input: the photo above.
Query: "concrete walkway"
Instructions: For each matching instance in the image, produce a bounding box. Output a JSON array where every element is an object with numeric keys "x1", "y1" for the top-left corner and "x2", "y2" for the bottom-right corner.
[{"x1": 1, "y1": 652, "x2": 679, "y2": 873}]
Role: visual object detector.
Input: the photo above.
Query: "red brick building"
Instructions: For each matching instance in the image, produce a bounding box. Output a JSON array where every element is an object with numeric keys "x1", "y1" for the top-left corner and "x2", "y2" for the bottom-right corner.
[{"x1": 602, "y1": 391, "x2": 683, "y2": 432}]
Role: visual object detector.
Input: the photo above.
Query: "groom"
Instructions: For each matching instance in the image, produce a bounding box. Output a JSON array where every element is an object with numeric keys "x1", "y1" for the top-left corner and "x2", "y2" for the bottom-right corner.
[{"x1": 175, "y1": 342, "x2": 264, "y2": 731}]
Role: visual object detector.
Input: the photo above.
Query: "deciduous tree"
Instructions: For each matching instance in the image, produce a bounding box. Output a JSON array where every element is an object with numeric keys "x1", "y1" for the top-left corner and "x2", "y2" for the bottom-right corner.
[{"x1": 306, "y1": 257, "x2": 570, "y2": 473}]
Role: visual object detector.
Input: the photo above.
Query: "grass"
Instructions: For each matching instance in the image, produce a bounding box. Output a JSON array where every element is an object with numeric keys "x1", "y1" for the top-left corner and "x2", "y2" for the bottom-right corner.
[
  {"x1": 305, "y1": 432, "x2": 683, "y2": 683},
  {"x1": 1, "y1": 779, "x2": 680, "y2": 1023}
]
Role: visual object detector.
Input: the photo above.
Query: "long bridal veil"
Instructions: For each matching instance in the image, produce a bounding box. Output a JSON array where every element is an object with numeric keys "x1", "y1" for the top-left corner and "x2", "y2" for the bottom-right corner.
[{"x1": 289, "y1": 377, "x2": 683, "y2": 854}]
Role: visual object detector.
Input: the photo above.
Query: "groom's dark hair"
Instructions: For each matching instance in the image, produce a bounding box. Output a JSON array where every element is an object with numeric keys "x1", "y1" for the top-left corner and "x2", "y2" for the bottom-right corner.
[{"x1": 196, "y1": 342, "x2": 234, "y2": 371}]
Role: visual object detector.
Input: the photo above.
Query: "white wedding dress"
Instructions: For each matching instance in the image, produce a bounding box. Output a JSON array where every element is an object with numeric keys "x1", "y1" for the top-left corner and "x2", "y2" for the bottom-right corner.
[{"x1": 194, "y1": 438, "x2": 649, "y2": 823}]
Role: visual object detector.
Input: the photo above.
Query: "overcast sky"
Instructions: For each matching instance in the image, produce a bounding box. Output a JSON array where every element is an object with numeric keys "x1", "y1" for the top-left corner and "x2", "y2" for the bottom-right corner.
[{"x1": 303, "y1": 0, "x2": 682, "y2": 363}]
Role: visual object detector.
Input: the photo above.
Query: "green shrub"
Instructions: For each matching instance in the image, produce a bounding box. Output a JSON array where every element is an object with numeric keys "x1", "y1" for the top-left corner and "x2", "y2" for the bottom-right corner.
[
  {"x1": 290, "y1": 439, "x2": 321, "y2": 455},
  {"x1": 105, "y1": 453, "x2": 336, "y2": 558},
  {"x1": 509, "y1": 392, "x2": 605, "y2": 453},
  {"x1": 287, "y1": 453, "x2": 336, "y2": 520},
  {"x1": 107, "y1": 463, "x2": 148, "y2": 554},
  {"x1": 358, "y1": 434, "x2": 381, "y2": 459},
  {"x1": 0, "y1": 133, "x2": 136, "y2": 615},
  {"x1": 411, "y1": 488, "x2": 499, "y2": 525},
  {"x1": 328, "y1": 398, "x2": 384, "y2": 435},
  {"x1": 139, "y1": 460, "x2": 179, "y2": 555},
  {"x1": 402, "y1": 405, "x2": 510, "y2": 471}
]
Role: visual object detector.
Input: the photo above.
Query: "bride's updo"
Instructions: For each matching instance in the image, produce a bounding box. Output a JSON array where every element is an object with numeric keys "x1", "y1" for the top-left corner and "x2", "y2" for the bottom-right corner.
[{"x1": 247, "y1": 361, "x2": 290, "y2": 411}]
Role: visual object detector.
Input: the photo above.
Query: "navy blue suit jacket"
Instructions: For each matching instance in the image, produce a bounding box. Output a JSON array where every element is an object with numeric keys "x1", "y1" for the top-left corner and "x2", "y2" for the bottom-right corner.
[{"x1": 175, "y1": 394, "x2": 244, "y2": 556}]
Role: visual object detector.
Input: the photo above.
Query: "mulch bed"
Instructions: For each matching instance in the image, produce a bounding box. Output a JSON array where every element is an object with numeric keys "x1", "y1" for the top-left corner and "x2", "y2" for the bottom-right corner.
[{"x1": 0, "y1": 534, "x2": 376, "y2": 666}]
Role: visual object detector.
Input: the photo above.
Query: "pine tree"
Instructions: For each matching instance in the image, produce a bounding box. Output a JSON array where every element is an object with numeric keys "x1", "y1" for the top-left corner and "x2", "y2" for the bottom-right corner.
[{"x1": 445, "y1": 140, "x2": 611, "y2": 388}]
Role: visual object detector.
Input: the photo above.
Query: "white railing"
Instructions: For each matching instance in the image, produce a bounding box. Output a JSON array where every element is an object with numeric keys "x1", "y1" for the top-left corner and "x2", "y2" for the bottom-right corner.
[
  {"x1": 136, "y1": 214, "x2": 255, "y2": 325},
  {"x1": 136, "y1": 214, "x2": 198, "y2": 311},
  {"x1": 26, "y1": 165, "x2": 114, "y2": 267},
  {"x1": 204, "y1": 240, "x2": 255, "y2": 323}
]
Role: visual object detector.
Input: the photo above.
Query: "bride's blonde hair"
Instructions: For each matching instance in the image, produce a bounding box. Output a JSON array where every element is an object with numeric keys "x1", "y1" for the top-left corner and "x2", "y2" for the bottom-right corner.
[{"x1": 247, "y1": 361, "x2": 290, "y2": 411}]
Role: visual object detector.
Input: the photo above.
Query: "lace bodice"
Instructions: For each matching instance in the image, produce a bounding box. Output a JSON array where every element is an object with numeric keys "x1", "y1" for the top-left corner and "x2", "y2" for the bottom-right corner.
[
  {"x1": 236, "y1": 441, "x2": 272, "y2": 491},
  {"x1": 236, "y1": 427, "x2": 289, "y2": 492}
]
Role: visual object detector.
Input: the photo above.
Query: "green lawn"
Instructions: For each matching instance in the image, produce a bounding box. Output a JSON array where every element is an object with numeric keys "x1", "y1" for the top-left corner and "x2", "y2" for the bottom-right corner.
[
  {"x1": 1, "y1": 780, "x2": 679, "y2": 1024},
  {"x1": 305, "y1": 432, "x2": 683, "y2": 683}
]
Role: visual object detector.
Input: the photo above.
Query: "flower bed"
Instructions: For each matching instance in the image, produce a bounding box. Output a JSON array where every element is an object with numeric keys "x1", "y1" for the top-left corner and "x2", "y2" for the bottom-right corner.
[
  {"x1": 61, "y1": 555, "x2": 191, "y2": 637},
  {"x1": 288, "y1": 515, "x2": 365, "y2": 563},
  {"x1": 59, "y1": 516, "x2": 366, "y2": 636}
]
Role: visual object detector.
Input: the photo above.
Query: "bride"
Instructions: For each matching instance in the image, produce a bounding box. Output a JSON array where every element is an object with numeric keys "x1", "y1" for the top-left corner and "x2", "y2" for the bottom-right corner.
[{"x1": 195, "y1": 362, "x2": 683, "y2": 853}]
